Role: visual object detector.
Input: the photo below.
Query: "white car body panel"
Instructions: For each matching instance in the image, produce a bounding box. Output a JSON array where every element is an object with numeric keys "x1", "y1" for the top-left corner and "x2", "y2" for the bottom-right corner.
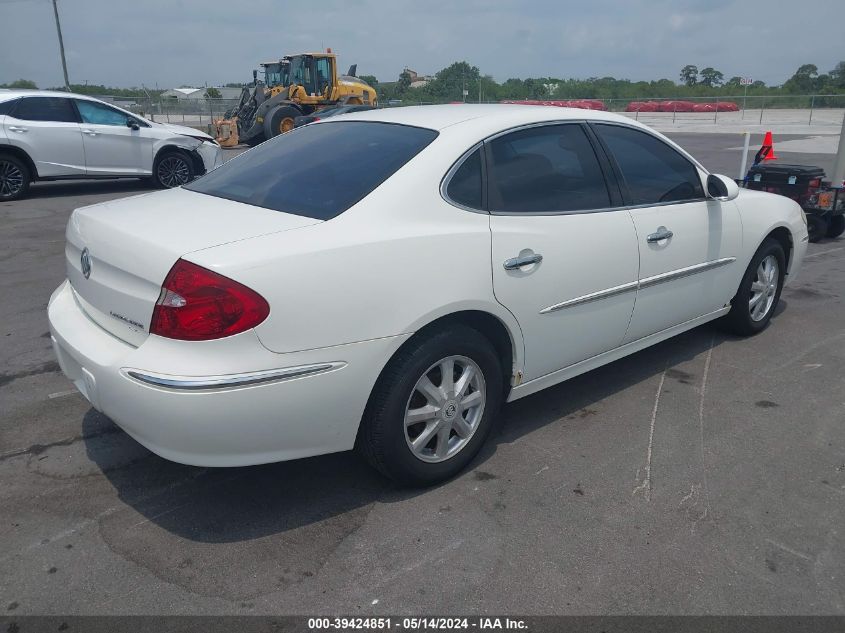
[
  {"x1": 490, "y1": 210, "x2": 639, "y2": 381},
  {"x1": 47, "y1": 104, "x2": 809, "y2": 467},
  {"x1": 6, "y1": 117, "x2": 87, "y2": 177},
  {"x1": 65, "y1": 187, "x2": 319, "y2": 346},
  {"x1": 623, "y1": 196, "x2": 743, "y2": 342}
]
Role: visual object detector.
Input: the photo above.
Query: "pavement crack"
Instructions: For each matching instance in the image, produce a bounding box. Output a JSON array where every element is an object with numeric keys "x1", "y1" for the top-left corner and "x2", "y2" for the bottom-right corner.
[{"x1": 632, "y1": 368, "x2": 666, "y2": 501}]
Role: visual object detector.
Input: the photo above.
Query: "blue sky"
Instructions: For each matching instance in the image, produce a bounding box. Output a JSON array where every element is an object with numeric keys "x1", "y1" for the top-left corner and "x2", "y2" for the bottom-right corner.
[{"x1": 0, "y1": 0, "x2": 841, "y2": 89}]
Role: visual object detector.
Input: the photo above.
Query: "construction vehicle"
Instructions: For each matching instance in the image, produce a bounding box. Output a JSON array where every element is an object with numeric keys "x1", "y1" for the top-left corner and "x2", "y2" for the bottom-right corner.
[{"x1": 213, "y1": 50, "x2": 378, "y2": 147}]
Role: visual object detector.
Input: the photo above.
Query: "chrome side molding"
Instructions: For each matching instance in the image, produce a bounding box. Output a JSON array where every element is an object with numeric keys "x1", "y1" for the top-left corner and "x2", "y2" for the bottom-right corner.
[
  {"x1": 122, "y1": 362, "x2": 346, "y2": 391},
  {"x1": 540, "y1": 257, "x2": 737, "y2": 314},
  {"x1": 540, "y1": 280, "x2": 638, "y2": 314},
  {"x1": 638, "y1": 257, "x2": 736, "y2": 289}
]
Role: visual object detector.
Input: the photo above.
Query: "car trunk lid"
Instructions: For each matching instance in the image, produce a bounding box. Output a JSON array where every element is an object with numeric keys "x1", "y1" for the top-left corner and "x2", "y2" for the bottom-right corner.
[{"x1": 65, "y1": 187, "x2": 320, "y2": 346}]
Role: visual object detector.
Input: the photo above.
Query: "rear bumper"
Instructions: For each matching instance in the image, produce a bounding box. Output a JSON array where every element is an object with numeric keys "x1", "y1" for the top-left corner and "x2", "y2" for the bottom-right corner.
[{"x1": 48, "y1": 280, "x2": 407, "y2": 466}]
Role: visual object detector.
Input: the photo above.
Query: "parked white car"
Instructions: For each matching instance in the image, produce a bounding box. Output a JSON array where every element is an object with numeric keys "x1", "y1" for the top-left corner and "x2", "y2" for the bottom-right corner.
[
  {"x1": 48, "y1": 105, "x2": 808, "y2": 485},
  {"x1": 0, "y1": 90, "x2": 222, "y2": 200}
]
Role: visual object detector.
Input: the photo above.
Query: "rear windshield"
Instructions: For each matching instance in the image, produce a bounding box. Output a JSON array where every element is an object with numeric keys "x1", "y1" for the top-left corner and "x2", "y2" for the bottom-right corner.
[{"x1": 187, "y1": 121, "x2": 438, "y2": 220}]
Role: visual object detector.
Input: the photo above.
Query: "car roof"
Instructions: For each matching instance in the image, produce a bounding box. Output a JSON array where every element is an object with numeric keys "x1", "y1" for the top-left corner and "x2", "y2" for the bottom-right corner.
[
  {"x1": 0, "y1": 89, "x2": 110, "y2": 102},
  {"x1": 333, "y1": 103, "x2": 706, "y2": 174},
  {"x1": 338, "y1": 103, "x2": 633, "y2": 131}
]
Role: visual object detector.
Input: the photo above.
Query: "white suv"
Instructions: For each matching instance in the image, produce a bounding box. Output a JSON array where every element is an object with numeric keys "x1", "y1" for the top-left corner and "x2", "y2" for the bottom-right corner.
[{"x1": 0, "y1": 90, "x2": 222, "y2": 200}]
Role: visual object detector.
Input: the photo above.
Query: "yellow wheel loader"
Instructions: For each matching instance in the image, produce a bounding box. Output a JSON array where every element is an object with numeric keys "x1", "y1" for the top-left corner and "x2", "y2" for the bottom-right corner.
[{"x1": 213, "y1": 50, "x2": 377, "y2": 147}]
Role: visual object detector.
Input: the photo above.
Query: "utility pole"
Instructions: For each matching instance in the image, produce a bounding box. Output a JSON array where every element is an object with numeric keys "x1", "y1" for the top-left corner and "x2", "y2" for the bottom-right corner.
[{"x1": 51, "y1": 0, "x2": 70, "y2": 91}]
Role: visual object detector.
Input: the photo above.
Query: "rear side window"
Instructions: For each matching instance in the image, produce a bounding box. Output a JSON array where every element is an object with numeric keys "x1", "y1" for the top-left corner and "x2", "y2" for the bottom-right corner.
[
  {"x1": 187, "y1": 121, "x2": 438, "y2": 220},
  {"x1": 12, "y1": 97, "x2": 78, "y2": 123},
  {"x1": 487, "y1": 124, "x2": 610, "y2": 213},
  {"x1": 0, "y1": 99, "x2": 19, "y2": 115},
  {"x1": 446, "y1": 147, "x2": 483, "y2": 209},
  {"x1": 594, "y1": 124, "x2": 704, "y2": 205}
]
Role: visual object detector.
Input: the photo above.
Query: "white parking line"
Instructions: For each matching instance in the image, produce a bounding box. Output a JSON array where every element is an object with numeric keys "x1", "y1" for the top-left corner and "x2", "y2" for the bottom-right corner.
[{"x1": 804, "y1": 247, "x2": 844, "y2": 260}]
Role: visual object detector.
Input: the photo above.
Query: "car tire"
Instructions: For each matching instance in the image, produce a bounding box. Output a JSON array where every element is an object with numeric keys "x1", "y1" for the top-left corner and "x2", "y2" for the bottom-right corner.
[
  {"x1": 264, "y1": 106, "x2": 300, "y2": 139},
  {"x1": 826, "y1": 215, "x2": 845, "y2": 239},
  {"x1": 720, "y1": 238, "x2": 786, "y2": 336},
  {"x1": 357, "y1": 325, "x2": 504, "y2": 486},
  {"x1": 0, "y1": 153, "x2": 31, "y2": 201},
  {"x1": 152, "y1": 150, "x2": 195, "y2": 188},
  {"x1": 807, "y1": 214, "x2": 828, "y2": 243}
]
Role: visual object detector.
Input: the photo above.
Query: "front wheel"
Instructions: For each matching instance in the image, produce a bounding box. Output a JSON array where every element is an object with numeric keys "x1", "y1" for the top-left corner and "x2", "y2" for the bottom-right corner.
[
  {"x1": 263, "y1": 106, "x2": 300, "y2": 139},
  {"x1": 357, "y1": 325, "x2": 504, "y2": 486},
  {"x1": 720, "y1": 238, "x2": 785, "y2": 336},
  {"x1": 826, "y1": 215, "x2": 845, "y2": 239},
  {"x1": 153, "y1": 150, "x2": 195, "y2": 188}
]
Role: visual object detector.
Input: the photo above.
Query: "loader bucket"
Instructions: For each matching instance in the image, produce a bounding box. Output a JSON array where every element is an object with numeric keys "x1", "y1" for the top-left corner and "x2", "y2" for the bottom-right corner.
[{"x1": 214, "y1": 117, "x2": 241, "y2": 147}]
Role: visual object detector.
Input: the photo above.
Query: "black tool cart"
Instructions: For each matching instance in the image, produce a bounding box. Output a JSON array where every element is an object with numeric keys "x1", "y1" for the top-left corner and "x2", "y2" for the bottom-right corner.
[{"x1": 745, "y1": 163, "x2": 845, "y2": 242}]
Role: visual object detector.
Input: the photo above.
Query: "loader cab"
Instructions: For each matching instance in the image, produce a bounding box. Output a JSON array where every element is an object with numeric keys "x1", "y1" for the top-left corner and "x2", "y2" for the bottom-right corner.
[
  {"x1": 261, "y1": 59, "x2": 290, "y2": 89},
  {"x1": 288, "y1": 54, "x2": 337, "y2": 101}
]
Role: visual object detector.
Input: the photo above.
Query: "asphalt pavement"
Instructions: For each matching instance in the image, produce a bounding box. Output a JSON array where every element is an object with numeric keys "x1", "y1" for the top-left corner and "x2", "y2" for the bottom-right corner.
[{"x1": 1, "y1": 134, "x2": 843, "y2": 615}]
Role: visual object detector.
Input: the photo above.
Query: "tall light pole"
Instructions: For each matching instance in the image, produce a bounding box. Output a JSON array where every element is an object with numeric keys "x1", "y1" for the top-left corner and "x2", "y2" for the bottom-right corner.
[{"x1": 51, "y1": 0, "x2": 70, "y2": 91}]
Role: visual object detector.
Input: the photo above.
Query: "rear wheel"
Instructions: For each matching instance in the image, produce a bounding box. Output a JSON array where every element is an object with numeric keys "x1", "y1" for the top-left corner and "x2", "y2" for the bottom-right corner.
[
  {"x1": 826, "y1": 215, "x2": 845, "y2": 239},
  {"x1": 357, "y1": 325, "x2": 503, "y2": 486},
  {"x1": 720, "y1": 238, "x2": 785, "y2": 336},
  {"x1": 153, "y1": 150, "x2": 194, "y2": 188},
  {"x1": 807, "y1": 214, "x2": 828, "y2": 243},
  {"x1": 264, "y1": 106, "x2": 300, "y2": 139},
  {"x1": 0, "y1": 154, "x2": 30, "y2": 201}
]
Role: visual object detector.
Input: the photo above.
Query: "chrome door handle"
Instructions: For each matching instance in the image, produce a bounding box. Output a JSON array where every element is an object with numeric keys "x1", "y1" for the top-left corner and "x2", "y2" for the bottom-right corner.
[
  {"x1": 81, "y1": 129, "x2": 99, "y2": 136},
  {"x1": 647, "y1": 226, "x2": 673, "y2": 243},
  {"x1": 503, "y1": 253, "x2": 543, "y2": 270},
  {"x1": 8, "y1": 126, "x2": 27, "y2": 133}
]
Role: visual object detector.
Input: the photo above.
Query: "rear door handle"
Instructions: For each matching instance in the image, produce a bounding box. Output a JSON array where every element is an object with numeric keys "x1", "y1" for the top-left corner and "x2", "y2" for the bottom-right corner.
[
  {"x1": 81, "y1": 129, "x2": 99, "y2": 136},
  {"x1": 647, "y1": 226, "x2": 673, "y2": 243},
  {"x1": 503, "y1": 252, "x2": 543, "y2": 270},
  {"x1": 8, "y1": 126, "x2": 28, "y2": 133}
]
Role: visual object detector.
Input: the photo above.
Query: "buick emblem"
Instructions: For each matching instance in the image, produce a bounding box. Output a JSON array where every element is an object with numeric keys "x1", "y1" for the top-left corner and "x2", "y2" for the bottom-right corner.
[{"x1": 80, "y1": 247, "x2": 92, "y2": 279}]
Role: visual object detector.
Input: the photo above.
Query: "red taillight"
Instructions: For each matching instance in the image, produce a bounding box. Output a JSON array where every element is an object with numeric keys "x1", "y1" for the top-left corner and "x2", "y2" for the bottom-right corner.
[{"x1": 150, "y1": 259, "x2": 269, "y2": 341}]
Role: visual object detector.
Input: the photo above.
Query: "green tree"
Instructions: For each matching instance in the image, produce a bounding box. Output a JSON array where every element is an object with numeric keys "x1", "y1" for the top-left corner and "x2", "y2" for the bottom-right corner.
[
  {"x1": 680, "y1": 65, "x2": 698, "y2": 87},
  {"x1": 698, "y1": 67, "x2": 724, "y2": 87},
  {"x1": 828, "y1": 61, "x2": 845, "y2": 89},
  {"x1": 784, "y1": 64, "x2": 819, "y2": 92},
  {"x1": 0, "y1": 79, "x2": 37, "y2": 89},
  {"x1": 397, "y1": 69, "x2": 412, "y2": 94},
  {"x1": 205, "y1": 87, "x2": 221, "y2": 99},
  {"x1": 427, "y1": 61, "x2": 480, "y2": 100}
]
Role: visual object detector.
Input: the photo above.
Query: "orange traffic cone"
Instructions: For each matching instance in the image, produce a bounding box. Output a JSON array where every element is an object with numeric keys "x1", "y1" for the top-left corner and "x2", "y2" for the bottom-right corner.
[{"x1": 762, "y1": 131, "x2": 778, "y2": 160}]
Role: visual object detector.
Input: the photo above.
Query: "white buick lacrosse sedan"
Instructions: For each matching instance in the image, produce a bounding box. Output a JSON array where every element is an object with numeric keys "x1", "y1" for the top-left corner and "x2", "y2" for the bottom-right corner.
[{"x1": 48, "y1": 105, "x2": 808, "y2": 485}]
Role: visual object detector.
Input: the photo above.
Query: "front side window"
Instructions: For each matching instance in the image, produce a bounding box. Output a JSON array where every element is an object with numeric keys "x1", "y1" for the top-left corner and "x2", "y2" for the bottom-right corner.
[
  {"x1": 187, "y1": 121, "x2": 438, "y2": 220},
  {"x1": 12, "y1": 97, "x2": 78, "y2": 123},
  {"x1": 445, "y1": 147, "x2": 482, "y2": 210},
  {"x1": 76, "y1": 100, "x2": 133, "y2": 126},
  {"x1": 487, "y1": 124, "x2": 611, "y2": 213},
  {"x1": 594, "y1": 124, "x2": 704, "y2": 205}
]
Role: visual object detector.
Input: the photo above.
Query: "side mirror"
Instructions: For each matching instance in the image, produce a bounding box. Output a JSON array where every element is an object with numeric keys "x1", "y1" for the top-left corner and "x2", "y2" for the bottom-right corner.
[
  {"x1": 126, "y1": 118, "x2": 140, "y2": 131},
  {"x1": 707, "y1": 173, "x2": 739, "y2": 201}
]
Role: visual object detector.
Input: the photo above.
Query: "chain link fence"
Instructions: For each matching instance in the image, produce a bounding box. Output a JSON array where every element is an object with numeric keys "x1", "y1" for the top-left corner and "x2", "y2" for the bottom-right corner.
[{"x1": 93, "y1": 93, "x2": 845, "y2": 130}]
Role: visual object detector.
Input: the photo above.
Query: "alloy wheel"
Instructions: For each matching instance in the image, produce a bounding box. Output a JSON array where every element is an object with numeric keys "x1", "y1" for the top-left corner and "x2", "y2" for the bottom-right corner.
[
  {"x1": 404, "y1": 355, "x2": 486, "y2": 463},
  {"x1": 157, "y1": 156, "x2": 191, "y2": 187},
  {"x1": 749, "y1": 254, "x2": 779, "y2": 321},
  {"x1": 0, "y1": 160, "x2": 24, "y2": 197}
]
